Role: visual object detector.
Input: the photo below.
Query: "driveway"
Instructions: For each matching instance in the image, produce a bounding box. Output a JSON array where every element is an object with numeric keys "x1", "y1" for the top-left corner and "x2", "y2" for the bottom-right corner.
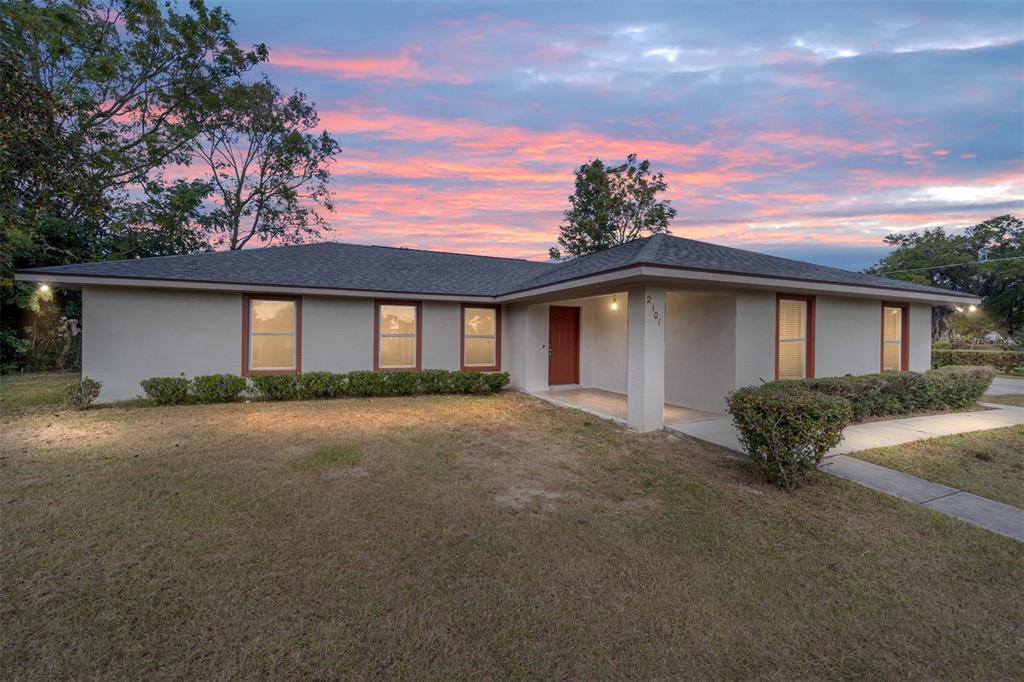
[{"x1": 988, "y1": 376, "x2": 1024, "y2": 395}]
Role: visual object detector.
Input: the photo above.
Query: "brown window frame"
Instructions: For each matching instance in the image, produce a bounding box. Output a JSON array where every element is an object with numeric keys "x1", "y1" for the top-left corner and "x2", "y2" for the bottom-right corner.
[
  {"x1": 880, "y1": 302, "x2": 910, "y2": 372},
  {"x1": 373, "y1": 299, "x2": 423, "y2": 371},
  {"x1": 775, "y1": 293, "x2": 815, "y2": 380},
  {"x1": 460, "y1": 303, "x2": 501, "y2": 372},
  {"x1": 241, "y1": 294, "x2": 302, "y2": 376}
]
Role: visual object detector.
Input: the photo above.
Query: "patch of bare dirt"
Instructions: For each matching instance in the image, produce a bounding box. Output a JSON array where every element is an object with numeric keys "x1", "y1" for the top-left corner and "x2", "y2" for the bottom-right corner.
[{"x1": 494, "y1": 487, "x2": 562, "y2": 511}]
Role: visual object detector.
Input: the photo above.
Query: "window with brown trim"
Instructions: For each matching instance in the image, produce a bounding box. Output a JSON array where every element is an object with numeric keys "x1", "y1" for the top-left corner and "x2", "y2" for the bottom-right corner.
[
  {"x1": 242, "y1": 295, "x2": 301, "y2": 375},
  {"x1": 881, "y1": 303, "x2": 910, "y2": 372},
  {"x1": 374, "y1": 300, "x2": 422, "y2": 370},
  {"x1": 461, "y1": 304, "x2": 501, "y2": 371},
  {"x1": 775, "y1": 294, "x2": 815, "y2": 380}
]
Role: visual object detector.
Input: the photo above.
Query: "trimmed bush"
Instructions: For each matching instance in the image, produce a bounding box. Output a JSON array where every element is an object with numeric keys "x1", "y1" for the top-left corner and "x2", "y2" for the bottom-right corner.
[
  {"x1": 140, "y1": 376, "x2": 189, "y2": 405},
  {"x1": 728, "y1": 385, "x2": 852, "y2": 490},
  {"x1": 249, "y1": 374, "x2": 300, "y2": 401},
  {"x1": 932, "y1": 349, "x2": 1022, "y2": 372},
  {"x1": 802, "y1": 366, "x2": 994, "y2": 421},
  {"x1": 295, "y1": 371, "x2": 349, "y2": 400},
  {"x1": 921, "y1": 365, "x2": 995, "y2": 408},
  {"x1": 63, "y1": 377, "x2": 102, "y2": 410},
  {"x1": 191, "y1": 374, "x2": 247, "y2": 403}
]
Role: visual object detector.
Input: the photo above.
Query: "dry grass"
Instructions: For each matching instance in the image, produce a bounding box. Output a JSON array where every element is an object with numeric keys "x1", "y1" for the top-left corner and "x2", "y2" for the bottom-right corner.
[
  {"x1": 1, "y1": 379, "x2": 1022, "y2": 679},
  {"x1": 854, "y1": 425, "x2": 1024, "y2": 507}
]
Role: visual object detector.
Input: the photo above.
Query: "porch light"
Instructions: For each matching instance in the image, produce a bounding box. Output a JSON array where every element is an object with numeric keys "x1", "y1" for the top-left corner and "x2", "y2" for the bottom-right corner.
[
  {"x1": 968, "y1": 304, "x2": 977, "y2": 312},
  {"x1": 610, "y1": 295, "x2": 619, "y2": 311},
  {"x1": 38, "y1": 284, "x2": 50, "y2": 293}
]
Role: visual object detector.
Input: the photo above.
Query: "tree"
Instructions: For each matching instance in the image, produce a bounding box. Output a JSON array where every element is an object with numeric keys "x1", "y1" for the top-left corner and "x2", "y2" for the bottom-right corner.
[
  {"x1": 549, "y1": 153, "x2": 677, "y2": 259},
  {"x1": 0, "y1": 0, "x2": 265, "y2": 371},
  {"x1": 868, "y1": 215, "x2": 1024, "y2": 338},
  {"x1": 192, "y1": 78, "x2": 341, "y2": 250}
]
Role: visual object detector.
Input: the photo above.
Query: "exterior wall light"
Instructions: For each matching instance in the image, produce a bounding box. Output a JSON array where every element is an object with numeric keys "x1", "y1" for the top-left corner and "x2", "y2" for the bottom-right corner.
[
  {"x1": 38, "y1": 284, "x2": 50, "y2": 293},
  {"x1": 968, "y1": 304, "x2": 977, "y2": 312},
  {"x1": 610, "y1": 295, "x2": 619, "y2": 311}
]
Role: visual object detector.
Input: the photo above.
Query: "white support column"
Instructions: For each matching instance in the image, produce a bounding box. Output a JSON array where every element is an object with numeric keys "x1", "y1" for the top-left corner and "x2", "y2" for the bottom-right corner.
[{"x1": 627, "y1": 284, "x2": 666, "y2": 431}]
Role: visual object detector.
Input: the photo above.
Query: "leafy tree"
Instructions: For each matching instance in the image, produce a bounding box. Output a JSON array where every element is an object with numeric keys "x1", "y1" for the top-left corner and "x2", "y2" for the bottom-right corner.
[
  {"x1": 549, "y1": 153, "x2": 676, "y2": 259},
  {"x1": 868, "y1": 215, "x2": 1024, "y2": 338},
  {"x1": 0, "y1": 0, "x2": 265, "y2": 371},
  {"x1": 192, "y1": 78, "x2": 341, "y2": 249}
]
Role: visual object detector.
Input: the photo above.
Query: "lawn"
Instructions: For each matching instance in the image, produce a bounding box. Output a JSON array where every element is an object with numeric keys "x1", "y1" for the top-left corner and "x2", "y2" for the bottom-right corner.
[
  {"x1": 1, "y1": 374, "x2": 1022, "y2": 679},
  {"x1": 0, "y1": 371, "x2": 77, "y2": 415},
  {"x1": 853, "y1": 425, "x2": 1024, "y2": 508}
]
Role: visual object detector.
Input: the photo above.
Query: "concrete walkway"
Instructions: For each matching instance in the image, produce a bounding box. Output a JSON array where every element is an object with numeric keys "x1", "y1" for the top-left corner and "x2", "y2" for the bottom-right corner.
[{"x1": 667, "y1": 403, "x2": 1024, "y2": 541}]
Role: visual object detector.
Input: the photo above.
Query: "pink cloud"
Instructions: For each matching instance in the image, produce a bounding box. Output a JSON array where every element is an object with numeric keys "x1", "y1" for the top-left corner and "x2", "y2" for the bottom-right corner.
[{"x1": 270, "y1": 48, "x2": 469, "y2": 83}]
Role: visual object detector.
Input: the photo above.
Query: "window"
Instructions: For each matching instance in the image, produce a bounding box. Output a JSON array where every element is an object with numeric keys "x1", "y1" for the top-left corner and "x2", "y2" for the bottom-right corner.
[
  {"x1": 244, "y1": 296, "x2": 300, "y2": 374},
  {"x1": 881, "y1": 304, "x2": 908, "y2": 371},
  {"x1": 462, "y1": 305, "x2": 500, "y2": 371},
  {"x1": 776, "y1": 295, "x2": 814, "y2": 380},
  {"x1": 375, "y1": 301, "x2": 420, "y2": 370}
]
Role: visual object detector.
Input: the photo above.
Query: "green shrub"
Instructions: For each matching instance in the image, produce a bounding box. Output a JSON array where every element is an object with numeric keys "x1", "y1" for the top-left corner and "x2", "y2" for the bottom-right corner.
[
  {"x1": 921, "y1": 366, "x2": 995, "y2": 408},
  {"x1": 63, "y1": 377, "x2": 102, "y2": 410},
  {"x1": 801, "y1": 366, "x2": 994, "y2": 420},
  {"x1": 727, "y1": 385, "x2": 852, "y2": 491},
  {"x1": 932, "y1": 349, "x2": 1022, "y2": 372},
  {"x1": 139, "y1": 376, "x2": 189, "y2": 405},
  {"x1": 296, "y1": 371, "x2": 349, "y2": 400},
  {"x1": 191, "y1": 374, "x2": 247, "y2": 403},
  {"x1": 1009, "y1": 365, "x2": 1024, "y2": 377},
  {"x1": 240, "y1": 369, "x2": 509, "y2": 402},
  {"x1": 249, "y1": 374, "x2": 300, "y2": 400}
]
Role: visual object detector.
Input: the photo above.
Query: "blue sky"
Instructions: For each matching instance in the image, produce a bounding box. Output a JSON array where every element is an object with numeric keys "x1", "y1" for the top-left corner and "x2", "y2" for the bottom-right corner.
[{"x1": 215, "y1": 1, "x2": 1024, "y2": 267}]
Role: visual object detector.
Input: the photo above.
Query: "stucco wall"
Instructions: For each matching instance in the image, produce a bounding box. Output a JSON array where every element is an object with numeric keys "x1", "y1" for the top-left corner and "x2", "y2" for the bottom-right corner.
[
  {"x1": 503, "y1": 302, "x2": 549, "y2": 392},
  {"x1": 734, "y1": 291, "x2": 777, "y2": 389},
  {"x1": 579, "y1": 294, "x2": 628, "y2": 394},
  {"x1": 814, "y1": 296, "x2": 882, "y2": 377},
  {"x1": 83, "y1": 286, "x2": 242, "y2": 402},
  {"x1": 421, "y1": 301, "x2": 461, "y2": 370},
  {"x1": 301, "y1": 296, "x2": 373, "y2": 372},
  {"x1": 909, "y1": 303, "x2": 932, "y2": 372},
  {"x1": 665, "y1": 291, "x2": 737, "y2": 413}
]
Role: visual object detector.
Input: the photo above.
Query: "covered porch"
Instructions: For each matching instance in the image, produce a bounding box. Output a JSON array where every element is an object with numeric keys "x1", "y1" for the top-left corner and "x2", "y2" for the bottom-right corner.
[{"x1": 504, "y1": 283, "x2": 769, "y2": 432}]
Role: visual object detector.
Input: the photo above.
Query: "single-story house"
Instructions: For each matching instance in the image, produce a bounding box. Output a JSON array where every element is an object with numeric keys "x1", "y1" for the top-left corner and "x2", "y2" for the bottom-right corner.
[{"x1": 16, "y1": 233, "x2": 977, "y2": 431}]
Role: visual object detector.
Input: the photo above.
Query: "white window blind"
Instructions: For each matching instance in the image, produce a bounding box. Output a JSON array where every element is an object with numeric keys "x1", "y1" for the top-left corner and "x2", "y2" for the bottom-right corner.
[
  {"x1": 250, "y1": 299, "x2": 297, "y2": 371},
  {"x1": 464, "y1": 307, "x2": 497, "y2": 367},
  {"x1": 777, "y1": 299, "x2": 807, "y2": 380},
  {"x1": 882, "y1": 306, "x2": 903, "y2": 371},
  {"x1": 379, "y1": 304, "x2": 417, "y2": 368}
]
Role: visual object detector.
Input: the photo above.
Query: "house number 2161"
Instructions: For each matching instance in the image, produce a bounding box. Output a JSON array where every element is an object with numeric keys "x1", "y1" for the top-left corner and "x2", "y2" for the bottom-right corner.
[{"x1": 646, "y1": 295, "x2": 661, "y2": 325}]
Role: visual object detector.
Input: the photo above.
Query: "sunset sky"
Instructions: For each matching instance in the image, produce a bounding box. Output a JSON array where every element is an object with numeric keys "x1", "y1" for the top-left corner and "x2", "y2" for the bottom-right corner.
[{"x1": 218, "y1": 1, "x2": 1024, "y2": 268}]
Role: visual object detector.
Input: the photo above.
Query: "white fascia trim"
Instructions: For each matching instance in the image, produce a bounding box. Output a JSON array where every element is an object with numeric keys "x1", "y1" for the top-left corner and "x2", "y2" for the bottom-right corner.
[
  {"x1": 495, "y1": 265, "x2": 980, "y2": 305},
  {"x1": 13, "y1": 272, "x2": 495, "y2": 303}
]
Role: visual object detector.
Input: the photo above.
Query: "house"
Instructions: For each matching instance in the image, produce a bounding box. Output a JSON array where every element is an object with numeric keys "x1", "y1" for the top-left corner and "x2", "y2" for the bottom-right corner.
[{"x1": 16, "y1": 233, "x2": 977, "y2": 431}]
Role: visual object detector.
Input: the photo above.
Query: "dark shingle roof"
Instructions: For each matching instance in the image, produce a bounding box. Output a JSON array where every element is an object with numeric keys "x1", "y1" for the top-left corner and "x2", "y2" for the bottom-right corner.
[
  {"x1": 18, "y1": 234, "x2": 971, "y2": 299},
  {"x1": 506, "y1": 233, "x2": 969, "y2": 297},
  {"x1": 18, "y1": 242, "x2": 554, "y2": 296}
]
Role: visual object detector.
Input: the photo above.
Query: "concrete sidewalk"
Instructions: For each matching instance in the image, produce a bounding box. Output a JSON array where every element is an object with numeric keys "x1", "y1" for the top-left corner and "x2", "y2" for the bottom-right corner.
[{"x1": 666, "y1": 403, "x2": 1024, "y2": 541}]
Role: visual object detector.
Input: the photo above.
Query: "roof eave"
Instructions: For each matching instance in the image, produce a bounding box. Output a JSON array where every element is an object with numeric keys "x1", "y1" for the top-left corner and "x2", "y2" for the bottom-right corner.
[
  {"x1": 13, "y1": 271, "x2": 499, "y2": 302},
  {"x1": 495, "y1": 263, "x2": 980, "y2": 305}
]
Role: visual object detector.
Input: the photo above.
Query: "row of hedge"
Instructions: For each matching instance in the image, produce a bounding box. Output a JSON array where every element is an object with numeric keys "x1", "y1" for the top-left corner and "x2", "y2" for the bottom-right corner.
[
  {"x1": 932, "y1": 348, "x2": 1022, "y2": 372},
  {"x1": 139, "y1": 370, "x2": 511, "y2": 405},
  {"x1": 727, "y1": 366, "x2": 995, "y2": 490}
]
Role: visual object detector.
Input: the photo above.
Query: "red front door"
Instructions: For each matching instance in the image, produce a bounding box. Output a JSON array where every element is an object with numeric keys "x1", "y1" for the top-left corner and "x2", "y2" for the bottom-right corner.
[{"x1": 548, "y1": 306, "x2": 580, "y2": 385}]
